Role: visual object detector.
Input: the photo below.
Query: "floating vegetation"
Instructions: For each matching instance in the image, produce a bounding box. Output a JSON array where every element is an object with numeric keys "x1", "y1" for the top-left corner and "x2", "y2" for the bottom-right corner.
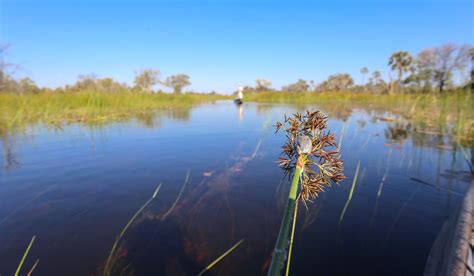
[
  {"x1": 15, "y1": 235, "x2": 36, "y2": 276},
  {"x1": 198, "y1": 238, "x2": 245, "y2": 276},
  {"x1": 269, "y1": 111, "x2": 345, "y2": 275}
]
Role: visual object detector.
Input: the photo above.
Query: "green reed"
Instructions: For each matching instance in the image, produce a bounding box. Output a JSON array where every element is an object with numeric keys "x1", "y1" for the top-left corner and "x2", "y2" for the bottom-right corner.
[
  {"x1": 0, "y1": 91, "x2": 227, "y2": 135},
  {"x1": 15, "y1": 235, "x2": 36, "y2": 276},
  {"x1": 269, "y1": 111, "x2": 346, "y2": 275}
]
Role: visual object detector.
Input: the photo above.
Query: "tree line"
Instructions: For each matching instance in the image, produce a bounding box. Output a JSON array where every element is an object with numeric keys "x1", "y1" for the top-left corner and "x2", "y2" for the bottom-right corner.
[
  {"x1": 1, "y1": 43, "x2": 472, "y2": 95},
  {"x1": 243, "y1": 43, "x2": 473, "y2": 94},
  {"x1": 0, "y1": 46, "x2": 191, "y2": 94}
]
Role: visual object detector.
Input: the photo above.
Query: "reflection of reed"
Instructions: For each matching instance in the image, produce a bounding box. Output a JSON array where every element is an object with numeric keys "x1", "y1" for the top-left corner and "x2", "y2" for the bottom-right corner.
[
  {"x1": 0, "y1": 183, "x2": 58, "y2": 226},
  {"x1": 384, "y1": 184, "x2": 420, "y2": 244},
  {"x1": 370, "y1": 148, "x2": 392, "y2": 229}
]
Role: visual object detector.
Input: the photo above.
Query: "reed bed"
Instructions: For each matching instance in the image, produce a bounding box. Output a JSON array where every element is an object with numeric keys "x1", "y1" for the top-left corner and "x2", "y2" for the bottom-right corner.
[
  {"x1": 0, "y1": 91, "x2": 227, "y2": 134},
  {"x1": 246, "y1": 91, "x2": 474, "y2": 141}
]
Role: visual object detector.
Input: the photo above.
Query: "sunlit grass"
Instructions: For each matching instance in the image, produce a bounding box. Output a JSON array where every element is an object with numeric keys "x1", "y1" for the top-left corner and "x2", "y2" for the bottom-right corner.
[
  {"x1": 246, "y1": 90, "x2": 474, "y2": 141},
  {"x1": 0, "y1": 91, "x2": 228, "y2": 134}
]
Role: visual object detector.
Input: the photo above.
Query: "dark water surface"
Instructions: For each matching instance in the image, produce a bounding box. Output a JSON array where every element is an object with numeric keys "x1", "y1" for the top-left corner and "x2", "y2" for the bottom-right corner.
[{"x1": 1, "y1": 101, "x2": 472, "y2": 275}]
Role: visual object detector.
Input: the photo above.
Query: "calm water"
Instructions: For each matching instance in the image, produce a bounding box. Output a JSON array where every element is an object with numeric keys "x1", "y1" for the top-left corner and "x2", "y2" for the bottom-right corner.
[{"x1": 0, "y1": 101, "x2": 472, "y2": 275}]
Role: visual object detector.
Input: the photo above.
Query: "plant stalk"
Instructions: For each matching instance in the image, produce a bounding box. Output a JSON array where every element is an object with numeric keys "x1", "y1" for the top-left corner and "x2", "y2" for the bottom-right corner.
[{"x1": 268, "y1": 155, "x2": 305, "y2": 276}]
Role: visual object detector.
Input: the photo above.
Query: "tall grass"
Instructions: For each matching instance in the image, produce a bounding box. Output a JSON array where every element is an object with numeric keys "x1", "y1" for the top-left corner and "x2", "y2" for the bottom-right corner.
[
  {"x1": 246, "y1": 91, "x2": 474, "y2": 141},
  {"x1": 0, "y1": 91, "x2": 227, "y2": 134}
]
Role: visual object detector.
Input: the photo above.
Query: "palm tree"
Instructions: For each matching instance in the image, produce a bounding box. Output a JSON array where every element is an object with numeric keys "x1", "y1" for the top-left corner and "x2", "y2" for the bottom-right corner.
[{"x1": 388, "y1": 51, "x2": 413, "y2": 93}]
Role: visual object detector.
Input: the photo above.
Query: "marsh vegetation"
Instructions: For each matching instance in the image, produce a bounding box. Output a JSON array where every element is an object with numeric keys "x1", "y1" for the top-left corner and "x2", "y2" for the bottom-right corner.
[{"x1": 0, "y1": 40, "x2": 473, "y2": 275}]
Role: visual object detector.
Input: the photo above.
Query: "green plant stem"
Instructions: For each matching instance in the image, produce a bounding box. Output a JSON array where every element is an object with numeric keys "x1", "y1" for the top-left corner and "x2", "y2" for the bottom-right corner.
[
  {"x1": 198, "y1": 238, "x2": 245, "y2": 276},
  {"x1": 161, "y1": 170, "x2": 190, "y2": 221},
  {"x1": 268, "y1": 156, "x2": 305, "y2": 276},
  {"x1": 15, "y1": 235, "x2": 36, "y2": 276},
  {"x1": 339, "y1": 161, "x2": 360, "y2": 222},
  {"x1": 285, "y1": 198, "x2": 299, "y2": 276},
  {"x1": 103, "y1": 183, "x2": 162, "y2": 276}
]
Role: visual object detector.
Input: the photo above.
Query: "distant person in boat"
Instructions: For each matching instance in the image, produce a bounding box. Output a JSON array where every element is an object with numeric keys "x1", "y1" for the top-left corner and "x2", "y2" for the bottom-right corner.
[{"x1": 235, "y1": 84, "x2": 244, "y2": 104}]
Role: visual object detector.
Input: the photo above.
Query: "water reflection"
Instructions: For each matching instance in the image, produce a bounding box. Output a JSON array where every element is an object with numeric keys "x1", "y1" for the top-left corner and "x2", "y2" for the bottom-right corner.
[{"x1": 0, "y1": 101, "x2": 471, "y2": 275}]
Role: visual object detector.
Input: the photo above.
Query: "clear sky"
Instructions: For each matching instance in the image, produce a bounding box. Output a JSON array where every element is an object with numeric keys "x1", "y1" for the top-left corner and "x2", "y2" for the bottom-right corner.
[{"x1": 1, "y1": 0, "x2": 473, "y2": 93}]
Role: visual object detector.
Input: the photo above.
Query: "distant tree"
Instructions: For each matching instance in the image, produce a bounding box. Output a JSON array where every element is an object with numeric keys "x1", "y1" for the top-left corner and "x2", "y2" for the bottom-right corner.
[
  {"x1": 18, "y1": 77, "x2": 39, "y2": 93},
  {"x1": 282, "y1": 79, "x2": 309, "y2": 92},
  {"x1": 367, "y1": 71, "x2": 387, "y2": 94},
  {"x1": 164, "y1": 74, "x2": 191, "y2": 94},
  {"x1": 242, "y1": 85, "x2": 256, "y2": 93},
  {"x1": 0, "y1": 44, "x2": 19, "y2": 92},
  {"x1": 388, "y1": 51, "x2": 413, "y2": 93},
  {"x1": 96, "y1": 77, "x2": 127, "y2": 93},
  {"x1": 134, "y1": 69, "x2": 160, "y2": 93},
  {"x1": 372, "y1": 70, "x2": 381, "y2": 81},
  {"x1": 318, "y1": 73, "x2": 354, "y2": 91},
  {"x1": 73, "y1": 74, "x2": 98, "y2": 91},
  {"x1": 471, "y1": 47, "x2": 474, "y2": 93},
  {"x1": 430, "y1": 44, "x2": 470, "y2": 92},
  {"x1": 256, "y1": 78, "x2": 272, "y2": 91},
  {"x1": 360, "y1": 67, "x2": 369, "y2": 84},
  {"x1": 409, "y1": 49, "x2": 435, "y2": 91}
]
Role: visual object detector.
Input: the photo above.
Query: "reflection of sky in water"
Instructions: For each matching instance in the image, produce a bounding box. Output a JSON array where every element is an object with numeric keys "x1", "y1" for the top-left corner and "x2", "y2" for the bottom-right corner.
[{"x1": 0, "y1": 101, "x2": 471, "y2": 275}]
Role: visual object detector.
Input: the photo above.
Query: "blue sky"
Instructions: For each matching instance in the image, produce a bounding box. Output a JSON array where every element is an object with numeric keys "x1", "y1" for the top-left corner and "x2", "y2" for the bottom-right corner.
[{"x1": 1, "y1": 0, "x2": 473, "y2": 93}]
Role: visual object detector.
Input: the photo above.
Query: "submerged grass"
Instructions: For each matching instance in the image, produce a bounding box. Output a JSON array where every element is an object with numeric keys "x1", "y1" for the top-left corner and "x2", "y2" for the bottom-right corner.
[
  {"x1": 161, "y1": 170, "x2": 190, "y2": 221},
  {"x1": 198, "y1": 238, "x2": 245, "y2": 276},
  {"x1": 0, "y1": 91, "x2": 227, "y2": 134},
  {"x1": 104, "y1": 183, "x2": 162, "y2": 276}
]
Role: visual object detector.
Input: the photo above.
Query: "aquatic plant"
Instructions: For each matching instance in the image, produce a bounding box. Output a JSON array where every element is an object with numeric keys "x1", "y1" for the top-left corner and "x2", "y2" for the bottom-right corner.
[
  {"x1": 0, "y1": 91, "x2": 227, "y2": 135},
  {"x1": 15, "y1": 235, "x2": 36, "y2": 276},
  {"x1": 245, "y1": 91, "x2": 474, "y2": 142},
  {"x1": 339, "y1": 161, "x2": 361, "y2": 222},
  {"x1": 269, "y1": 111, "x2": 345, "y2": 275},
  {"x1": 198, "y1": 238, "x2": 245, "y2": 276},
  {"x1": 103, "y1": 183, "x2": 162, "y2": 276}
]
